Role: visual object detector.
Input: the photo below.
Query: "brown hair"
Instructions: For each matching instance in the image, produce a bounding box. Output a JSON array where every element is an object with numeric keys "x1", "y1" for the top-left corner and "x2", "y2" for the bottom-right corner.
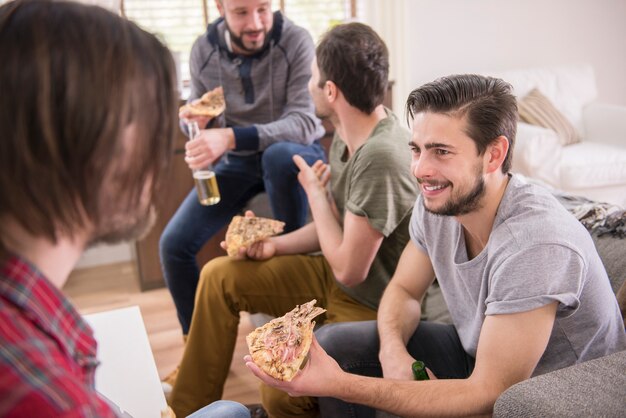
[
  {"x1": 406, "y1": 74, "x2": 517, "y2": 173},
  {"x1": 0, "y1": 0, "x2": 178, "y2": 244},
  {"x1": 316, "y1": 22, "x2": 388, "y2": 114}
]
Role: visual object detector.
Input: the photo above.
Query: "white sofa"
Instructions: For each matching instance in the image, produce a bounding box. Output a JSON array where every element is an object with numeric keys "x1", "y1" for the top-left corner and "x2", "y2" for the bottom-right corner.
[{"x1": 484, "y1": 64, "x2": 626, "y2": 208}]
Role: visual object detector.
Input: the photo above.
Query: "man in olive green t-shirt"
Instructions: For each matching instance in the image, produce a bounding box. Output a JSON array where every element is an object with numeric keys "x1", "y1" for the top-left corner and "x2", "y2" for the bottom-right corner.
[{"x1": 169, "y1": 22, "x2": 418, "y2": 418}]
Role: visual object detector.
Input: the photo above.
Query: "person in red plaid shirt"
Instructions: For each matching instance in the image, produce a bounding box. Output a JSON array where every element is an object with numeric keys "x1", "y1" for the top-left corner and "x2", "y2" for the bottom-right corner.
[{"x1": 0, "y1": 1, "x2": 180, "y2": 416}]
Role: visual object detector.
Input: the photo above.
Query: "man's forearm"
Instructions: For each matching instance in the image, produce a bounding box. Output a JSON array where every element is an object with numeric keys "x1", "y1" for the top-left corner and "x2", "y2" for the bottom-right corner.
[
  {"x1": 308, "y1": 189, "x2": 344, "y2": 263},
  {"x1": 273, "y1": 222, "x2": 320, "y2": 255},
  {"x1": 335, "y1": 372, "x2": 494, "y2": 417},
  {"x1": 378, "y1": 283, "x2": 422, "y2": 355}
]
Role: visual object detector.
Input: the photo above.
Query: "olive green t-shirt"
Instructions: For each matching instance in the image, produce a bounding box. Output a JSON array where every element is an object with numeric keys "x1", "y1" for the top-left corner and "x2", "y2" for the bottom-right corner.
[{"x1": 329, "y1": 110, "x2": 418, "y2": 309}]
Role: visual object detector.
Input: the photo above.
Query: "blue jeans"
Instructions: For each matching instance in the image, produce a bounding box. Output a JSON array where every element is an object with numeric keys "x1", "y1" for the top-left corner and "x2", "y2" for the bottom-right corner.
[
  {"x1": 160, "y1": 141, "x2": 326, "y2": 334},
  {"x1": 186, "y1": 400, "x2": 250, "y2": 418},
  {"x1": 315, "y1": 320, "x2": 475, "y2": 418}
]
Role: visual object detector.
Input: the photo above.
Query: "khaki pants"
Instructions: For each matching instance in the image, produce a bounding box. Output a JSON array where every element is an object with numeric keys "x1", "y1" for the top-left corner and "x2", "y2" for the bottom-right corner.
[{"x1": 169, "y1": 254, "x2": 377, "y2": 418}]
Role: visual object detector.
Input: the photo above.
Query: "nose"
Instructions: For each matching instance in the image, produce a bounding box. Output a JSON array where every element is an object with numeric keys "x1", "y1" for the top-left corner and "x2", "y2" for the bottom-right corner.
[
  {"x1": 248, "y1": 11, "x2": 263, "y2": 30},
  {"x1": 411, "y1": 153, "x2": 435, "y2": 180}
]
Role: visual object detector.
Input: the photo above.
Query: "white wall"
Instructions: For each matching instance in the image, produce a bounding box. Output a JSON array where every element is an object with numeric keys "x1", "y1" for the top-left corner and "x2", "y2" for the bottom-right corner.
[{"x1": 365, "y1": 0, "x2": 626, "y2": 115}]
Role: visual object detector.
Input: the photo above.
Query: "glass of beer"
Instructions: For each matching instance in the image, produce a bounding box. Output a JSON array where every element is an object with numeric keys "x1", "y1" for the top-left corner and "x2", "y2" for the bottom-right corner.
[{"x1": 187, "y1": 121, "x2": 221, "y2": 206}]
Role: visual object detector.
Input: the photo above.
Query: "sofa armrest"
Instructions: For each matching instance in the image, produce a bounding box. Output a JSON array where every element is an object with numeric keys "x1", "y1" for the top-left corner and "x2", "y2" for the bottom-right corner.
[
  {"x1": 512, "y1": 122, "x2": 562, "y2": 187},
  {"x1": 493, "y1": 350, "x2": 626, "y2": 417},
  {"x1": 583, "y1": 103, "x2": 626, "y2": 147}
]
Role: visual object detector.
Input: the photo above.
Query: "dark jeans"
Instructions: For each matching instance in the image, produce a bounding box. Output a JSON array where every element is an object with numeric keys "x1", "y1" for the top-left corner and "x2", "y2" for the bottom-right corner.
[
  {"x1": 159, "y1": 141, "x2": 326, "y2": 334},
  {"x1": 315, "y1": 320, "x2": 475, "y2": 418}
]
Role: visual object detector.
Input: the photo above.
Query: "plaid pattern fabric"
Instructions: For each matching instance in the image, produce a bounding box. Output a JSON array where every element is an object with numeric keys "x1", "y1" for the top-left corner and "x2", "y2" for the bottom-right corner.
[
  {"x1": 0, "y1": 254, "x2": 116, "y2": 417},
  {"x1": 518, "y1": 88, "x2": 581, "y2": 146}
]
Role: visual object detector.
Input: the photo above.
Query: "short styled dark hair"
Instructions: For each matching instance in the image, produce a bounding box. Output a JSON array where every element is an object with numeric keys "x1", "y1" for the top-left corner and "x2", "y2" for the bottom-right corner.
[
  {"x1": 316, "y1": 22, "x2": 389, "y2": 114},
  {"x1": 406, "y1": 74, "x2": 518, "y2": 173},
  {"x1": 0, "y1": 0, "x2": 178, "y2": 244}
]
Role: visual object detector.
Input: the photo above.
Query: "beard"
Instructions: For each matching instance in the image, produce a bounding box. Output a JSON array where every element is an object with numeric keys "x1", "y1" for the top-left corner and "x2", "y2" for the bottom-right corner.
[
  {"x1": 225, "y1": 20, "x2": 269, "y2": 54},
  {"x1": 88, "y1": 205, "x2": 157, "y2": 247},
  {"x1": 421, "y1": 164, "x2": 486, "y2": 217}
]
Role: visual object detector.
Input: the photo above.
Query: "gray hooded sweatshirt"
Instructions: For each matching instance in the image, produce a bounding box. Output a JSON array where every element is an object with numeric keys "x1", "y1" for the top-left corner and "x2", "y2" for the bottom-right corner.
[{"x1": 188, "y1": 11, "x2": 325, "y2": 154}]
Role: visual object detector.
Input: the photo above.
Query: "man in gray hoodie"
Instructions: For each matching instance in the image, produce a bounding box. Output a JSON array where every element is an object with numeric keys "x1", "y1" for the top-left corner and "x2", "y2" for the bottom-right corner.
[{"x1": 159, "y1": 0, "x2": 326, "y2": 355}]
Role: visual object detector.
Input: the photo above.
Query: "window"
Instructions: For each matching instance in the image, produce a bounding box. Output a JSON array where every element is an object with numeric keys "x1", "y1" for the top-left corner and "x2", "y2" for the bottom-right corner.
[
  {"x1": 0, "y1": 0, "x2": 360, "y2": 85},
  {"x1": 121, "y1": 0, "x2": 360, "y2": 84}
]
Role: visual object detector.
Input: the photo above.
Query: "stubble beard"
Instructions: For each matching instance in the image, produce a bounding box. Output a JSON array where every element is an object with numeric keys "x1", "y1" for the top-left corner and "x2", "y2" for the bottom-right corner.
[
  {"x1": 422, "y1": 164, "x2": 486, "y2": 217},
  {"x1": 225, "y1": 20, "x2": 268, "y2": 54}
]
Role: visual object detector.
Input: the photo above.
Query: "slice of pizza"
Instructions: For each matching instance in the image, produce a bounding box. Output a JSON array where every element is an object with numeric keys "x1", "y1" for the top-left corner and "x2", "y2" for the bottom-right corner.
[
  {"x1": 225, "y1": 215, "x2": 285, "y2": 257},
  {"x1": 246, "y1": 300, "x2": 326, "y2": 381},
  {"x1": 179, "y1": 86, "x2": 225, "y2": 117}
]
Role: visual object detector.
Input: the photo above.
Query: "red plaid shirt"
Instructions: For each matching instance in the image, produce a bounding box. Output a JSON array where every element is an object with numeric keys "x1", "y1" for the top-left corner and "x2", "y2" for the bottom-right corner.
[{"x1": 0, "y1": 254, "x2": 116, "y2": 417}]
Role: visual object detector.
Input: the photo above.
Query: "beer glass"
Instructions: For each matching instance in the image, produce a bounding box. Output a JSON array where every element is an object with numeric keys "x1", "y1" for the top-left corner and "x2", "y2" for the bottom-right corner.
[{"x1": 187, "y1": 121, "x2": 221, "y2": 206}]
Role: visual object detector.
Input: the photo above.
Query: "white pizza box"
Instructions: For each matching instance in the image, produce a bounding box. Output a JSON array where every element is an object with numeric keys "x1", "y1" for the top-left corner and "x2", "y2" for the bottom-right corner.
[{"x1": 84, "y1": 306, "x2": 167, "y2": 418}]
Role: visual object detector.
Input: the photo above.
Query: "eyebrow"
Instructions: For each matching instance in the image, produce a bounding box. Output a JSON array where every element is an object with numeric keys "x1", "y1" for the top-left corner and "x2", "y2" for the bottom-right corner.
[{"x1": 408, "y1": 141, "x2": 455, "y2": 150}]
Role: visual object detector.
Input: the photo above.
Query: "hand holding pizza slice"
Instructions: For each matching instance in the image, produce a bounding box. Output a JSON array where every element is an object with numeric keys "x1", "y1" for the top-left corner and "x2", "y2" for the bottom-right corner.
[
  {"x1": 179, "y1": 86, "x2": 225, "y2": 118},
  {"x1": 246, "y1": 300, "x2": 326, "y2": 382},
  {"x1": 225, "y1": 215, "x2": 285, "y2": 257}
]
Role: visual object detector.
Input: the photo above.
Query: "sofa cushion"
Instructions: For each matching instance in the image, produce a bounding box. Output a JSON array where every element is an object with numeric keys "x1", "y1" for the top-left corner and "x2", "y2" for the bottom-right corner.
[
  {"x1": 493, "y1": 350, "x2": 626, "y2": 417},
  {"x1": 518, "y1": 88, "x2": 580, "y2": 146},
  {"x1": 560, "y1": 142, "x2": 626, "y2": 189},
  {"x1": 485, "y1": 64, "x2": 597, "y2": 134}
]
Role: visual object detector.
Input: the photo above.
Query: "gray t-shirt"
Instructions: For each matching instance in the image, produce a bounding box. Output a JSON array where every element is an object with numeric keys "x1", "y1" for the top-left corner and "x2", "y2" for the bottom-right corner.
[
  {"x1": 409, "y1": 174, "x2": 626, "y2": 376},
  {"x1": 330, "y1": 110, "x2": 418, "y2": 309}
]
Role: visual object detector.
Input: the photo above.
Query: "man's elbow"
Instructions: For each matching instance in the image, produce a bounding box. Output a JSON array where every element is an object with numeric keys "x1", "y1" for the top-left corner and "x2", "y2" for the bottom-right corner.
[{"x1": 333, "y1": 268, "x2": 368, "y2": 288}]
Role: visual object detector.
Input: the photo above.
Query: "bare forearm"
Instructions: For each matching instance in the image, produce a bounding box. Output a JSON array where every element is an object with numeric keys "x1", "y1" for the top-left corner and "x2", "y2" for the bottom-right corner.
[
  {"x1": 335, "y1": 373, "x2": 495, "y2": 417},
  {"x1": 378, "y1": 283, "x2": 422, "y2": 353},
  {"x1": 308, "y1": 190, "x2": 344, "y2": 266},
  {"x1": 273, "y1": 222, "x2": 320, "y2": 255}
]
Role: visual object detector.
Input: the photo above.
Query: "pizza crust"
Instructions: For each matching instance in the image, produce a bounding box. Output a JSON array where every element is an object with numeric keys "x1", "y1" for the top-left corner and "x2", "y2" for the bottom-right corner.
[
  {"x1": 246, "y1": 300, "x2": 326, "y2": 381},
  {"x1": 225, "y1": 215, "x2": 285, "y2": 257},
  {"x1": 179, "y1": 86, "x2": 225, "y2": 117}
]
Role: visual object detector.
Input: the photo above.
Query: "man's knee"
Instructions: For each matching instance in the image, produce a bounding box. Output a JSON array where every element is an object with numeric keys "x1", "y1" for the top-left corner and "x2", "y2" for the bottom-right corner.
[
  {"x1": 197, "y1": 257, "x2": 261, "y2": 310},
  {"x1": 197, "y1": 257, "x2": 240, "y2": 298},
  {"x1": 315, "y1": 323, "x2": 346, "y2": 358},
  {"x1": 159, "y1": 222, "x2": 186, "y2": 259},
  {"x1": 262, "y1": 142, "x2": 298, "y2": 178},
  {"x1": 316, "y1": 321, "x2": 379, "y2": 369}
]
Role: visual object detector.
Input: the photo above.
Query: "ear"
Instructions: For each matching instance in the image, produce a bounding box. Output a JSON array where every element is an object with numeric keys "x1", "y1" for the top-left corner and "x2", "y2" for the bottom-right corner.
[
  {"x1": 485, "y1": 135, "x2": 509, "y2": 174},
  {"x1": 216, "y1": 0, "x2": 225, "y2": 17},
  {"x1": 325, "y1": 80, "x2": 338, "y2": 103}
]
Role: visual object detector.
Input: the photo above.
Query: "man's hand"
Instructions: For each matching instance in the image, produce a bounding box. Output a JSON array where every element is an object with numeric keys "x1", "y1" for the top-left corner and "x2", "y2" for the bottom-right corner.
[
  {"x1": 379, "y1": 347, "x2": 418, "y2": 381},
  {"x1": 245, "y1": 335, "x2": 343, "y2": 398},
  {"x1": 219, "y1": 210, "x2": 277, "y2": 260},
  {"x1": 293, "y1": 155, "x2": 330, "y2": 200},
  {"x1": 179, "y1": 104, "x2": 213, "y2": 130},
  {"x1": 379, "y1": 348, "x2": 437, "y2": 381},
  {"x1": 185, "y1": 128, "x2": 234, "y2": 170}
]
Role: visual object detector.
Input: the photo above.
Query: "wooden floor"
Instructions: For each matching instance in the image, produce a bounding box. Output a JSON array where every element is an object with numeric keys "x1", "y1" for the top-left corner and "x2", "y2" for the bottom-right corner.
[{"x1": 62, "y1": 261, "x2": 261, "y2": 406}]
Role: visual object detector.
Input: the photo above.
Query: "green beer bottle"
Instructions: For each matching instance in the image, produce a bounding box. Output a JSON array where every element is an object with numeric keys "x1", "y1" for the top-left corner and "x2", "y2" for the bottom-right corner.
[{"x1": 412, "y1": 360, "x2": 430, "y2": 381}]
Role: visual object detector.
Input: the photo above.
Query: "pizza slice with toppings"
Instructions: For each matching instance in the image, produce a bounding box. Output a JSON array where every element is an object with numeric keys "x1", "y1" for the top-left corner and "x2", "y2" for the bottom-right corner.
[
  {"x1": 179, "y1": 86, "x2": 225, "y2": 117},
  {"x1": 246, "y1": 300, "x2": 326, "y2": 381},
  {"x1": 225, "y1": 215, "x2": 285, "y2": 257}
]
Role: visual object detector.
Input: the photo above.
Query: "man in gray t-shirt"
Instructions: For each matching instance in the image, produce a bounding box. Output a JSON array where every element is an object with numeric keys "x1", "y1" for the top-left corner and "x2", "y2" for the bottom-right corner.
[{"x1": 246, "y1": 74, "x2": 626, "y2": 417}]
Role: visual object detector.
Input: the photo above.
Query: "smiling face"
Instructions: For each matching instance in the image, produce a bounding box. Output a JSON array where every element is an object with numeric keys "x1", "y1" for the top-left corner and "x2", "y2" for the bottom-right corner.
[
  {"x1": 409, "y1": 111, "x2": 488, "y2": 217},
  {"x1": 218, "y1": 0, "x2": 273, "y2": 55}
]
